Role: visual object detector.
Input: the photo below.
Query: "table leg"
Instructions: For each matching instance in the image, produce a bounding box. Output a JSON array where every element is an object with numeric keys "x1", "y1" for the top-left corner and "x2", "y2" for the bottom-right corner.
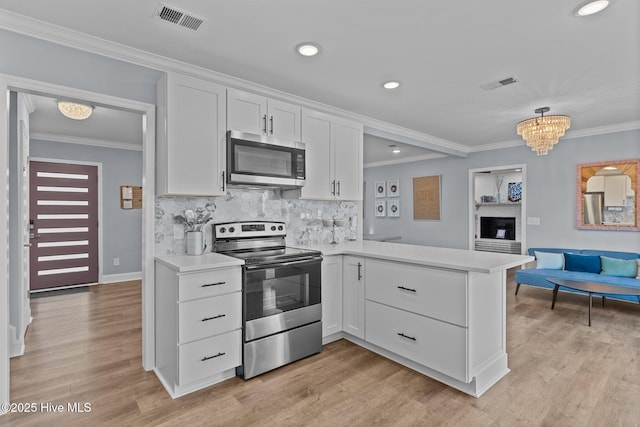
[
  {"x1": 551, "y1": 285, "x2": 559, "y2": 309},
  {"x1": 588, "y1": 293, "x2": 592, "y2": 327},
  {"x1": 602, "y1": 296, "x2": 606, "y2": 307}
]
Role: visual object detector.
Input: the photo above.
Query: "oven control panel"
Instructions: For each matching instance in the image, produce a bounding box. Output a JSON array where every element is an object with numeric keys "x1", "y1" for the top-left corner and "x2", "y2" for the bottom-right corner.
[{"x1": 213, "y1": 221, "x2": 286, "y2": 239}]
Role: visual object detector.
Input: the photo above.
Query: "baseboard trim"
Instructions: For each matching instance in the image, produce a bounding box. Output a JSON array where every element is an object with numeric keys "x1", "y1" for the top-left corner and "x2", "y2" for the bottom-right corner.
[{"x1": 102, "y1": 271, "x2": 142, "y2": 284}]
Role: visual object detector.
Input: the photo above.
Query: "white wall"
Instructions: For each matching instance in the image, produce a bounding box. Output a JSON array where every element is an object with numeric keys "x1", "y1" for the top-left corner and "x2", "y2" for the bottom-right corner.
[{"x1": 364, "y1": 129, "x2": 640, "y2": 252}]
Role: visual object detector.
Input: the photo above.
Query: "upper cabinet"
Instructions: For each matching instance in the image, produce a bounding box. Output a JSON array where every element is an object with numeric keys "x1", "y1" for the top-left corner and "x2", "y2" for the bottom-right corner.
[
  {"x1": 227, "y1": 88, "x2": 301, "y2": 141},
  {"x1": 156, "y1": 72, "x2": 227, "y2": 196},
  {"x1": 300, "y1": 109, "x2": 363, "y2": 201}
]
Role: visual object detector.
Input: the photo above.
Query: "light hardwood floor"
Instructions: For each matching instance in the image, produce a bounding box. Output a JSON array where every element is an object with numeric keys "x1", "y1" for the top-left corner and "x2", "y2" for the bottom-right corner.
[{"x1": 4, "y1": 272, "x2": 640, "y2": 426}]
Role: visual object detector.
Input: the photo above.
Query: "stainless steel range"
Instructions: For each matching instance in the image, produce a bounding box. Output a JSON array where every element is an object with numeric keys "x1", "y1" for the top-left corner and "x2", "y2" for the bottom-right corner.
[{"x1": 213, "y1": 221, "x2": 323, "y2": 379}]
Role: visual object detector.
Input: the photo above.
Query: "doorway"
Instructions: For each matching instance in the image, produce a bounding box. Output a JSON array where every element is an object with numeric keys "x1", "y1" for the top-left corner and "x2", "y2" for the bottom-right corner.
[
  {"x1": 0, "y1": 74, "x2": 156, "y2": 409},
  {"x1": 29, "y1": 160, "x2": 99, "y2": 291}
]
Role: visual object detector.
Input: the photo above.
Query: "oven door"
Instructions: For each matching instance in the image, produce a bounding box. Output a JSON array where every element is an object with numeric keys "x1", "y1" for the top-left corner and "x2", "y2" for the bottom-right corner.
[
  {"x1": 227, "y1": 130, "x2": 305, "y2": 188},
  {"x1": 243, "y1": 257, "x2": 321, "y2": 342}
]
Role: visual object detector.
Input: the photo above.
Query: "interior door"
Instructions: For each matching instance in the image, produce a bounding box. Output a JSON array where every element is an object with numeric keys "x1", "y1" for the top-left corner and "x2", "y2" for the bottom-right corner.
[
  {"x1": 19, "y1": 120, "x2": 31, "y2": 325},
  {"x1": 29, "y1": 161, "x2": 99, "y2": 291}
]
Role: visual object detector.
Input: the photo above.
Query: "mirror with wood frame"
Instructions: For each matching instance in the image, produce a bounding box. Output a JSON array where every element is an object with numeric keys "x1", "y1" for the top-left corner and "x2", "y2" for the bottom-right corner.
[{"x1": 577, "y1": 159, "x2": 639, "y2": 231}]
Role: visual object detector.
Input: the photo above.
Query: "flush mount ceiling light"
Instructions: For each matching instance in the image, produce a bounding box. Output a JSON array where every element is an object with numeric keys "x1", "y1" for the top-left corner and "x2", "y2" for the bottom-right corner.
[
  {"x1": 516, "y1": 107, "x2": 570, "y2": 156},
  {"x1": 389, "y1": 144, "x2": 401, "y2": 154},
  {"x1": 383, "y1": 81, "x2": 400, "y2": 89},
  {"x1": 575, "y1": 0, "x2": 610, "y2": 16},
  {"x1": 57, "y1": 101, "x2": 94, "y2": 120},
  {"x1": 296, "y1": 42, "x2": 320, "y2": 57}
]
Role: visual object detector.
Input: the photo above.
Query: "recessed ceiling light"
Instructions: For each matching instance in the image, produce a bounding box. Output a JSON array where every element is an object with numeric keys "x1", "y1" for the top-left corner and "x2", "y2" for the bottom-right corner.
[
  {"x1": 383, "y1": 81, "x2": 400, "y2": 89},
  {"x1": 575, "y1": 0, "x2": 610, "y2": 16},
  {"x1": 296, "y1": 42, "x2": 320, "y2": 57},
  {"x1": 389, "y1": 144, "x2": 401, "y2": 154}
]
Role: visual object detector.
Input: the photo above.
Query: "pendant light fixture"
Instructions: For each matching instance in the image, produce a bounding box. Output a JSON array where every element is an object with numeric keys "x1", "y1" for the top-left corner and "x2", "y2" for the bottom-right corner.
[
  {"x1": 516, "y1": 107, "x2": 570, "y2": 156},
  {"x1": 57, "y1": 101, "x2": 94, "y2": 120}
]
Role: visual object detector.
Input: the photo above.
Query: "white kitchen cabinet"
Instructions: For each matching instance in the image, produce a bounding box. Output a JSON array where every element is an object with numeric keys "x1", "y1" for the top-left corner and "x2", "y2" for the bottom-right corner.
[
  {"x1": 342, "y1": 256, "x2": 365, "y2": 339},
  {"x1": 156, "y1": 72, "x2": 227, "y2": 196},
  {"x1": 321, "y1": 255, "x2": 343, "y2": 339},
  {"x1": 227, "y1": 88, "x2": 301, "y2": 141},
  {"x1": 603, "y1": 175, "x2": 628, "y2": 206},
  {"x1": 300, "y1": 109, "x2": 363, "y2": 201},
  {"x1": 155, "y1": 261, "x2": 242, "y2": 398}
]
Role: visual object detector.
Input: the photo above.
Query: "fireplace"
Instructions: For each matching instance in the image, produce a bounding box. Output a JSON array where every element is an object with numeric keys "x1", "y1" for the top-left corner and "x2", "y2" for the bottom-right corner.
[{"x1": 480, "y1": 216, "x2": 516, "y2": 240}]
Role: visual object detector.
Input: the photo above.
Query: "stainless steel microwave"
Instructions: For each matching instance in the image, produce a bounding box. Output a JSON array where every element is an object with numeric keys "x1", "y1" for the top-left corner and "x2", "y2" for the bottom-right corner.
[{"x1": 226, "y1": 130, "x2": 306, "y2": 189}]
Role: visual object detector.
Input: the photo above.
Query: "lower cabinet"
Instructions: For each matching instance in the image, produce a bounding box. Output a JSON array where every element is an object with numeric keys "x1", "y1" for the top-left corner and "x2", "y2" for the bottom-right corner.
[
  {"x1": 342, "y1": 256, "x2": 365, "y2": 339},
  {"x1": 155, "y1": 262, "x2": 242, "y2": 398},
  {"x1": 321, "y1": 255, "x2": 343, "y2": 338}
]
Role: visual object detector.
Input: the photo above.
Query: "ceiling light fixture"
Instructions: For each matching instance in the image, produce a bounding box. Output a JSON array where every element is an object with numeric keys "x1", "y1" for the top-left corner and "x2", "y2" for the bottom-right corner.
[
  {"x1": 516, "y1": 107, "x2": 570, "y2": 156},
  {"x1": 296, "y1": 42, "x2": 320, "y2": 57},
  {"x1": 575, "y1": 0, "x2": 610, "y2": 16},
  {"x1": 57, "y1": 101, "x2": 94, "y2": 120},
  {"x1": 389, "y1": 144, "x2": 401, "y2": 154},
  {"x1": 383, "y1": 81, "x2": 400, "y2": 89}
]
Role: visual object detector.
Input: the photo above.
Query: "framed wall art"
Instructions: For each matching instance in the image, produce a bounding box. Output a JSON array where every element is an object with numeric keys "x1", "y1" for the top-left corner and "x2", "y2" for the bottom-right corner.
[
  {"x1": 387, "y1": 200, "x2": 400, "y2": 217},
  {"x1": 375, "y1": 181, "x2": 386, "y2": 198},
  {"x1": 375, "y1": 200, "x2": 386, "y2": 217},
  {"x1": 387, "y1": 179, "x2": 400, "y2": 197}
]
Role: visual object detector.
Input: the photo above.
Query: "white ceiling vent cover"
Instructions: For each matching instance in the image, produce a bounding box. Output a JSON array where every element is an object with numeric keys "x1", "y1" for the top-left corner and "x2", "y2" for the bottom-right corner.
[
  {"x1": 481, "y1": 76, "x2": 519, "y2": 91},
  {"x1": 154, "y1": 3, "x2": 205, "y2": 31}
]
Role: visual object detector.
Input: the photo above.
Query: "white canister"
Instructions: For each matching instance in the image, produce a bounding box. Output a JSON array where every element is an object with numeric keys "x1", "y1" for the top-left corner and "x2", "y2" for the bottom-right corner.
[{"x1": 186, "y1": 231, "x2": 206, "y2": 255}]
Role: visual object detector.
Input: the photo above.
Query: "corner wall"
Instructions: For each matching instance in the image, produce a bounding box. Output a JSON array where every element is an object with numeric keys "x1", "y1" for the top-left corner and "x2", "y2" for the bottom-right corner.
[{"x1": 364, "y1": 129, "x2": 640, "y2": 252}]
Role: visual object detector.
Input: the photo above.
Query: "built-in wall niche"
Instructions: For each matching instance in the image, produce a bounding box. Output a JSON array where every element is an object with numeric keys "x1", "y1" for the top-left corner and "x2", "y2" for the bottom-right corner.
[{"x1": 470, "y1": 166, "x2": 525, "y2": 255}]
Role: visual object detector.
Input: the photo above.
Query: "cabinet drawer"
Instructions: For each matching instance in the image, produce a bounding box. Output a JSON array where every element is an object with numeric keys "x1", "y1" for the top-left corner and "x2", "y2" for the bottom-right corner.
[
  {"x1": 178, "y1": 292, "x2": 242, "y2": 344},
  {"x1": 178, "y1": 330, "x2": 241, "y2": 386},
  {"x1": 365, "y1": 300, "x2": 468, "y2": 383},
  {"x1": 365, "y1": 259, "x2": 467, "y2": 326},
  {"x1": 178, "y1": 267, "x2": 241, "y2": 302}
]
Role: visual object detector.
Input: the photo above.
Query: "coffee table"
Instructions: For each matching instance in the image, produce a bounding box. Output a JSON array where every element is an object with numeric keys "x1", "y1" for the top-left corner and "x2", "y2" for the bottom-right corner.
[{"x1": 547, "y1": 278, "x2": 640, "y2": 326}]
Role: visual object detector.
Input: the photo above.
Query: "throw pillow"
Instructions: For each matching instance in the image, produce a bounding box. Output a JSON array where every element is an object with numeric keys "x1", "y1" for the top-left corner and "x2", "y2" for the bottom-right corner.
[
  {"x1": 637, "y1": 259, "x2": 640, "y2": 279},
  {"x1": 564, "y1": 253, "x2": 601, "y2": 274},
  {"x1": 600, "y1": 256, "x2": 639, "y2": 278},
  {"x1": 535, "y1": 251, "x2": 564, "y2": 270}
]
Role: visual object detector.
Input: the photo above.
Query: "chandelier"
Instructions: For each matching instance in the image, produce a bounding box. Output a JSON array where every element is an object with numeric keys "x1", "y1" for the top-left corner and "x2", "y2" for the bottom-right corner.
[
  {"x1": 516, "y1": 107, "x2": 570, "y2": 155},
  {"x1": 57, "y1": 101, "x2": 94, "y2": 120}
]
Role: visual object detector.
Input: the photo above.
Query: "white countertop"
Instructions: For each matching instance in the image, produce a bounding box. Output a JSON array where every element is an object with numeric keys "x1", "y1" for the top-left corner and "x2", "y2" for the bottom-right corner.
[
  {"x1": 297, "y1": 240, "x2": 533, "y2": 274},
  {"x1": 155, "y1": 252, "x2": 244, "y2": 273}
]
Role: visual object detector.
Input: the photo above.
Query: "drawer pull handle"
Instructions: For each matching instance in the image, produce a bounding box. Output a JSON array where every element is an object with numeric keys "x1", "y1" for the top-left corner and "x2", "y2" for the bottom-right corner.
[
  {"x1": 202, "y1": 314, "x2": 226, "y2": 322},
  {"x1": 201, "y1": 281, "x2": 226, "y2": 288},
  {"x1": 397, "y1": 332, "x2": 417, "y2": 341},
  {"x1": 397, "y1": 285, "x2": 417, "y2": 293},
  {"x1": 202, "y1": 352, "x2": 225, "y2": 362}
]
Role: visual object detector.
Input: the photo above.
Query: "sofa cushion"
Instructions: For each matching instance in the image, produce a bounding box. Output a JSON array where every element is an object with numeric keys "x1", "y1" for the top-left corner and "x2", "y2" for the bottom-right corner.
[
  {"x1": 637, "y1": 260, "x2": 640, "y2": 279},
  {"x1": 528, "y1": 248, "x2": 579, "y2": 257},
  {"x1": 600, "y1": 256, "x2": 638, "y2": 278},
  {"x1": 534, "y1": 251, "x2": 564, "y2": 270},
  {"x1": 580, "y1": 250, "x2": 640, "y2": 260},
  {"x1": 564, "y1": 253, "x2": 601, "y2": 274}
]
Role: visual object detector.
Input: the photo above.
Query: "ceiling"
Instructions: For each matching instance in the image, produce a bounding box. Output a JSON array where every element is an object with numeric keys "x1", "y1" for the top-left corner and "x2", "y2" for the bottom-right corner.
[{"x1": 2, "y1": 0, "x2": 638, "y2": 159}]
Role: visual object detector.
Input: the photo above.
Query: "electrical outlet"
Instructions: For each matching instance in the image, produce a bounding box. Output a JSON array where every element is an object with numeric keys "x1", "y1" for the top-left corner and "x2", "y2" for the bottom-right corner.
[
  {"x1": 174, "y1": 224, "x2": 185, "y2": 240},
  {"x1": 527, "y1": 217, "x2": 541, "y2": 226},
  {"x1": 113, "y1": 258, "x2": 120, "y2": 266}
]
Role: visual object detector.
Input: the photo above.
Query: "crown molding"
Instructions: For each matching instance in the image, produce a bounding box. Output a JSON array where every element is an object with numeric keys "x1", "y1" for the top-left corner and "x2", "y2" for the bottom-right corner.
[
  {"x1": 364, "y1": 153, "x2": 447, "y2": 169},
  {"x1": 30, "y1": 132, "x2": 143, "y2": 152}
]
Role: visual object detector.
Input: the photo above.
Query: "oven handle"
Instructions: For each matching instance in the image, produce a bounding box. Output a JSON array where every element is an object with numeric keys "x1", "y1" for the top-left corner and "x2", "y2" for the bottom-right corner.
[{"x1": 244, "y1": 256, "x2": 323, "y2": 271}]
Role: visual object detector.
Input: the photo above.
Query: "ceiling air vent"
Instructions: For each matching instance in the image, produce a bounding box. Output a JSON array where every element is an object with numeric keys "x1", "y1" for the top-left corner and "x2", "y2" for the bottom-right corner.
[
  {"x1": 481, "y1": 76, "x2": 519, "y2": 91},
  {"x1": 154, "y1": 3, "x2": 205, "y2": 31}
]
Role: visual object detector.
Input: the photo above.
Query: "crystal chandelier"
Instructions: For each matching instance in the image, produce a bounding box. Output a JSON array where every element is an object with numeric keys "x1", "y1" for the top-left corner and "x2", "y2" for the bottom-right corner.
[
  {"x1": 516, "y1": 107, "x2": 570, "y2": 155},
  {"x1": 57, "y1": 101, "x2": 94, "y2": 120}
]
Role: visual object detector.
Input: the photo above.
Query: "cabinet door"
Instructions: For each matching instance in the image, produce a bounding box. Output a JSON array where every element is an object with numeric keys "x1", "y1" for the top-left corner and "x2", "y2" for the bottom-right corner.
[
  {"x1": 227, "y1": 88, "x2": 268, "y2": 135},
  {"x1": 268, "y1": 99, "x2": 301, "y2": 141},
  {"x1": 300, "y1": 109, "x2": 333, "y2": 200},
  {"x1": 333, "y1": 119, "x2": 363, "y2": 200},
  {"x1": 321, "y1": 256, "x2": 343, "y2": 337},
  {"x1": 604, "y1": 175, "x2": 627, "y2": 206},
  {"x1": 342, "y1": 256, "x2": 365, "y2": 339},
  {"x1": 159, "y1": 73, "x2": 226, "y2": 196}
]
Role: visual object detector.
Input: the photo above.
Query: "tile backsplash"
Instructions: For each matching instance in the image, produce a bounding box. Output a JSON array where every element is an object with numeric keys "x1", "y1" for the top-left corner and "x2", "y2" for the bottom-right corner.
[{"x1": 155, "y1": 189, "x2": 359, "y2": 255}]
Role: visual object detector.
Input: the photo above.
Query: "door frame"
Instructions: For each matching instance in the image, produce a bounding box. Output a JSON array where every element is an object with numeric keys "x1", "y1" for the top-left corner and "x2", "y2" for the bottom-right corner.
[
  {"x1": 29, "y1": 158, "x2": 104, "y2": 286},
  {"x1": 0, "y1": 74, "x2": 156, "y2": 410},
  {"x1": 468, "y1": 163, "x2": 527, "y2": 254}
]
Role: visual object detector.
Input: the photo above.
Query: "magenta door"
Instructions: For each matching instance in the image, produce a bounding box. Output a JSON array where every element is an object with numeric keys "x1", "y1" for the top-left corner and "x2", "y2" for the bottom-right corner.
[{"x1": 29, "y1": 161, "x2": 99, "y2": 291}]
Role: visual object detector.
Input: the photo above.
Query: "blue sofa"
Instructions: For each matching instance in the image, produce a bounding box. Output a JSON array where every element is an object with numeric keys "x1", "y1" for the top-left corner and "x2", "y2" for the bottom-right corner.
[{"x1": 515, "y1": 248, "x2": 640, "y2": 303}]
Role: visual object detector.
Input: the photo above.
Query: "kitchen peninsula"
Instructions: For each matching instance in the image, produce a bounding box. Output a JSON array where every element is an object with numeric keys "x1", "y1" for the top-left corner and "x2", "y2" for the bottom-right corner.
[{"x1": 309, "y1": 240, "x2": 533, "y2": 397}]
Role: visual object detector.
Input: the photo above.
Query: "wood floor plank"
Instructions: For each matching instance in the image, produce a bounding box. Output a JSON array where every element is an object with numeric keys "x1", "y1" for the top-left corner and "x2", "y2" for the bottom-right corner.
[{"x1": 4, "y1": 273, "x2": 640, "y2": 426}]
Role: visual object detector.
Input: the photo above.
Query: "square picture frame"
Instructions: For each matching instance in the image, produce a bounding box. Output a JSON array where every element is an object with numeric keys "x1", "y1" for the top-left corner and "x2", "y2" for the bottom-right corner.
[
  {"x1": 375, "y1": 200, "x2": 386, "y2": 217},
  {"x1": 387, "y1": 179, "x2": 400, "y2": 197},
  {"x1": 375, "y1": 181, "x2": 386, "y2": 198},
  {"x1": 387, "y1": 200, "x2": 400, "y2": 217}
]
